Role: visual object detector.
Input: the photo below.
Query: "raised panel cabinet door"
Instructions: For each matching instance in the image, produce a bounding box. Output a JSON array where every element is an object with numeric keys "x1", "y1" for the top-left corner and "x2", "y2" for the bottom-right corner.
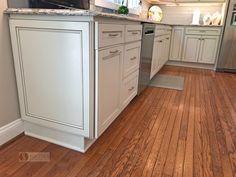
[
  {"x1": 9, "y1": 19, "x2": 93, "y2": 138},
  {"x1": 183, "y1": 35, "x2": 201, "y2": 63},
  {"x1": 169, "y1": 27, "x2": 184, "y2": 61},
  {"x1": 96, "y1": 46, "x2": 123, "y2": 137},
  {"x1": 198, "y1": 36, "x2": 220, "y2": 64}
]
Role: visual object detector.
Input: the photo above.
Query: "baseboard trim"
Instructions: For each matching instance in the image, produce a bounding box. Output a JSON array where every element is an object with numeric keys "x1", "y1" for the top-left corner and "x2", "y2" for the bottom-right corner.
[
  {"x1": 166, "y1": 61, "x2": 215, "y2": 70},
  {"x1": 0, "y1": 119, "x2": 24, "y2": 146}
]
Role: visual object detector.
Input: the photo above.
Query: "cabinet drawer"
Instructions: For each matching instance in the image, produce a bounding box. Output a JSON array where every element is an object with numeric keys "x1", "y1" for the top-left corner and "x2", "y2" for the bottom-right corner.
[
  {"x1": 185, "y1": 27, "x2": 221, "y2": 36},
  {"x1": 123, "y1": 41, "x2": 141, "y2": 78},
  {"x1": 99, "y1": 24, "x2": 125, "y2": 48},
  {"x1": 125, "y1": 25, "x2": 142, "y2": 42},
  {"x1": 121, "y1": 70, "x2": 139, "y2": 109},
  {"x1": 155, "y1": 25, "x2": 172, "y2": 36}
]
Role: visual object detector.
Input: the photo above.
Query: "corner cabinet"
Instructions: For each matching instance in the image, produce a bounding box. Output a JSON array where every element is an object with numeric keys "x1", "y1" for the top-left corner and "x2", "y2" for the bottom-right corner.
[{"x1": 9, "y1": 15, "x2": 143, "y2": 152}]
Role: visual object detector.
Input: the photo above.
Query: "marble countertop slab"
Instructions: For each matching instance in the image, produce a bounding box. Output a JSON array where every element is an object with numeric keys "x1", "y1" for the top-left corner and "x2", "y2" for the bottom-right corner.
[{"x1": 5, "y1": 8, "x2": 223, "y2": 27}]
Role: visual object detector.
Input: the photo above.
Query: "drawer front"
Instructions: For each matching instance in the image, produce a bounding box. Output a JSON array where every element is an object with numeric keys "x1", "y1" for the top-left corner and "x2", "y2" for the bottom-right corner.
[
  {"x1": 125, "y1": 25, "x2": 142, "y2": 42},
  {"x1": 155, "y1": 25, "x2": 172, "y2": 36},
  {"x1": 121, "y1": 70, "x2": 139, "y2": 109},
  {"x1": 99, "y1": 24, "x2": 125, "y2": 48},
  {"x1": 185, "y1": 27, "x2": 222, "y2": 35},
  {"x1": 123, "y1": 41, "x2": 141, "y2": 78}
]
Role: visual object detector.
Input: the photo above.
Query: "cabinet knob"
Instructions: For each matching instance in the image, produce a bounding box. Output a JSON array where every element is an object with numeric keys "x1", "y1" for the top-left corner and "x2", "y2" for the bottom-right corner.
[
  {"x1": 158, "y1": 40, "x2": 163, "y2": 43},
  {"x1": 109, "y1": 50, "x2": 119, "y2": 54},
  {"x1": 132, "y1": 32, "x2": 139, "y2": 35},
  {"x1": 128, "y1": 86, "x2": 135, "y2": 91},
  {"x1": 109, "y1": 33, "x2": 119, "y2": 37},
  {"x1": 130, "y1": 56, "x2": 137, "y2": 60}
]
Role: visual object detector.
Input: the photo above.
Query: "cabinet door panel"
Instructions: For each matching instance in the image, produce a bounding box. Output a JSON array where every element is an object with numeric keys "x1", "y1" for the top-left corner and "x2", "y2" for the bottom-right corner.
[
  {"x1": 183, "y1": 35, "x2": 201, "y2": 63},
  {"x1": 10, "y1": 20, "x2": 93, "y2": 138},
  {"x1": 163, "y1": 34, "x2": 171, "y2": 65},
  {"x1": 170, "y1": 27, "x2": 184, "y2": 61},
  {"x1": 97, "y1": 46, "x2": 123, "y2": 137},
  {"x1": 199, "y1": 36, "x2": 219, "y2": 64},
  {"x1": 150, "y1": 37, "x2": 163, "y2": 79}
]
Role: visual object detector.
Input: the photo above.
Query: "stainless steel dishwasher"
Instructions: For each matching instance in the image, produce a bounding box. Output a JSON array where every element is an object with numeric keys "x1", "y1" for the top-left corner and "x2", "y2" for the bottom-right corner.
[{"x1": 138, "y1": 23, "x2": 155, "y2": 95}]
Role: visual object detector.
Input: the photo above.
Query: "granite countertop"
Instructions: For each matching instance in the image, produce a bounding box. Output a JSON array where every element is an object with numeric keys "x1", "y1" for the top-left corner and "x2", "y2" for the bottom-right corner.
[{"x1": 5, "y1": 8, "x2": 223, "y2": 27}]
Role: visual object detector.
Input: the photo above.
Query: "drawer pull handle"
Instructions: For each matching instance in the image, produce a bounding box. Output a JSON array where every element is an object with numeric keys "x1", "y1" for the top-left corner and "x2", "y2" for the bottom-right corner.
[
  {"x1": 128, "y1": 86, "x2": 135, "y2": 91},
  {"x1": 130, "y1": 56, "x2": 137, "y2": 60},
  {"x1": 132, "y1": 32, "x2": 139, "y2": 35},
  {"x1": 109, "y1": 50, "x2": 119, "y2": 54},
  {"x1": 109, "y1": 33, "x2": 119, "y2": 37},
  {"x1": 166, "y1": 38, "x2": 170, "y2": 40},
  {"x1": 158, "y1": 40, "x2": 163, "y2": 43}
]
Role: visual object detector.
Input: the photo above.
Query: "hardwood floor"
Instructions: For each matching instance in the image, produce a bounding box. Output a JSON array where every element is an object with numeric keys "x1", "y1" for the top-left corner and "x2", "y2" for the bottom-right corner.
[{"x1": 1, "y1": 66, "x2": 236, "y2": 177}]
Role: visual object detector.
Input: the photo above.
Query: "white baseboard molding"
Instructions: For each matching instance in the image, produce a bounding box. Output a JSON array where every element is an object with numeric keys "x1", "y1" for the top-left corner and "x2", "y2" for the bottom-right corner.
[
  {"x1": 0, "y1": 119, "x2": 24, "y2": 146},
  {"x1": 166, "y1": 61, "x2": 215, "y2": 70}
]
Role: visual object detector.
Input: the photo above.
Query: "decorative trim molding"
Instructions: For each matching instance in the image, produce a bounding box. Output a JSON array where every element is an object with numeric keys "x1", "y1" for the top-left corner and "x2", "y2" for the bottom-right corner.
[{"x1": 0, "y1": 119, "x2": 24, "y2": 146}]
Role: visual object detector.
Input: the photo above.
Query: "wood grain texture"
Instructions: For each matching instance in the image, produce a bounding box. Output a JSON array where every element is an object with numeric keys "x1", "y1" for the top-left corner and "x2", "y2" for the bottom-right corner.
[{"x1": 0, "y1": 66, "x2": 236, "y2": 177}]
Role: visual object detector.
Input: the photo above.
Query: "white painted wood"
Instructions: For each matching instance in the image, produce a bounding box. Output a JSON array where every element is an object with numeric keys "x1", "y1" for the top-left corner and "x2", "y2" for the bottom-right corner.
[
  {"x1": 125, "y1": 25, "x2": 142, "y2": 43},
  {"x1": 166, "y1": 60, "x2": 215, "y2": 70},
  {"x1": 185, "y1": 27, "x2": 222, "y2": 36},
  {"x1": 97, "y1": 45, "x2": 123, "y2": 137},
  {"x1": 169, "y1": 27, "x2": 184, "y2": 61},
  {"x1": 183, "y1": 35, "x2": 201, "y2": 63},
  {"x1": 120, "y1": 70, "x2": 139, "y2": 110},
  {"x1": 98, "y1": 24, "x2": 125, "y2": 48},
  {"x1": 0, "y1": 119, "x2": 24, "y2": 145},
  {"x1": 198, "y1": 36, "x2": 220, "y2": 64},
  {"x1": 9, "y1": 19, "x2": 94, "y2": 138},
  {"x1": 163, "y1": 34, "x2": 171, "y2": 65},
  {"x1": 123, "y1": 41, "x2": 141, "y2": 78},
  {"x1": 150, "y1": 36, "x2": 163, "y2": 79},
  {"x1": 24, "y1": 121, "x2": 95, "y2": 153},
  {"x1": 155, "y1": 25, "x2": 172, "y2": 37}
]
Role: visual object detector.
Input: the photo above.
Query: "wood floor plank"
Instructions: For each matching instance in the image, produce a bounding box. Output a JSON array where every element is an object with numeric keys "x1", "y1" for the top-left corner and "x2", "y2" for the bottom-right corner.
[{"x1": 1, "y1": 66, "x2": 236, "y2": 177}]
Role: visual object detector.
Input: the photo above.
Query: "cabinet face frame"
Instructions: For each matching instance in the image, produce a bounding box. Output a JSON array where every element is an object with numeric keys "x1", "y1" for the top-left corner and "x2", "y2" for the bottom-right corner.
[{"x1": 9, "y1": 19, "x2": 94, "y2": 138}]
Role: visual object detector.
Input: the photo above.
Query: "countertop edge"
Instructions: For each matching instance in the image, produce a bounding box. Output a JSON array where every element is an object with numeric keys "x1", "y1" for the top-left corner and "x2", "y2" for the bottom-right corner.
[{"x1": 4, "y1": 8, "x2": 223, "y2": 27}]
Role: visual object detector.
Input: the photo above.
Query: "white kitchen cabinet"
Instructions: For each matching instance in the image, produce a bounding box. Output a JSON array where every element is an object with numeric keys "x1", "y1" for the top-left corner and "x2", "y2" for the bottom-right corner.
[
  {"x1": 123, "y1": 42, "x2": 141, "y2": 78},
  {"x1": 183, "y1": 34, "x2": 220, "y2": 64},
  {"x1": 163, "y1": 34, "x2": 171, "y2": 65},
  {"x1": 96, "y1": 46, "x2": 123, "y2": 137},
  {"x1": 150, "y1": 36, "x2": 163, "y2": 79},
  {"x1": 121, "y1": 70, "x2": 139, "y2": 110},
  {"x1": 198, "y1": 36, "x2": 220, "y2": 64},
  {"x1": 183, "y1": 35, "x2": 201, "y2": 63},
  {"x1": 169, "y1": 27, "x2": 184, "y2": 61},
  {"x1": 10, "y1": 19, "x2": 94, "y2": 139}
]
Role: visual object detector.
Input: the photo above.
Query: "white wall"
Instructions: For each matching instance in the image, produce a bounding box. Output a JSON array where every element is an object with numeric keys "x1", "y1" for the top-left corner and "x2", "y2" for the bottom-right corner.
[
  {"x1": 0, "y1": 0, "x2": 20, "y2": 127},
  {"x1": 158, "y1": 3, "x2": 224, "y2": 25}
]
